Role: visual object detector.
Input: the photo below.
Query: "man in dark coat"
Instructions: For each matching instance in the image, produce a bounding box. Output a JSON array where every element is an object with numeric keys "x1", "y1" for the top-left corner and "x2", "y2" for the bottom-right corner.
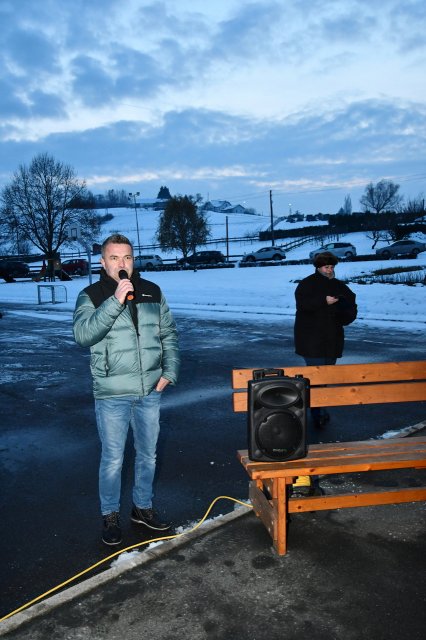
[{"x1": 294, "y1": 251, "x2": 357, "y2": 427}]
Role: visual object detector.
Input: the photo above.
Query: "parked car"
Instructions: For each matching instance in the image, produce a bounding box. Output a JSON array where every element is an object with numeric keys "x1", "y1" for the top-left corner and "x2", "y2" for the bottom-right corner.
[
  {"x1": 178, "y1": 251, "x2": 226, "y2": 266},
  {"x1": 61, "y1": 258, "x2": 89, "y2": 276},
  {"x1": 309, "y1": 242, "x2": 357, "y2": 260},
  {"x1": 375, "y1": 240, "x2": 426, "y2": 258},
  {"x1": 0, "y1": 260, "x2": 30, "y2": 282},
  {"x1": 134, "y1": 254, "x2": 163, "y2": 270},
  {"x1": 241, "y1": 246, "x2": 287, "y2": 262}
]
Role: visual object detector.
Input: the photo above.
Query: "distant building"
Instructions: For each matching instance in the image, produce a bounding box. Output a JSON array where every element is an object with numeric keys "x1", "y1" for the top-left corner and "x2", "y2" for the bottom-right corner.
[
  {"x1": 133, "y1": 198, "x2": 169, "y2": 211},
  {"x1": 202, "y1": 200, "x2": 253, "y2": 214},
  {"x1": 202, "y1": 200, "x2": 232, "y2": 212},
  {"x1": 130, "y1": 196, "x2": 255, "y2": 215}
]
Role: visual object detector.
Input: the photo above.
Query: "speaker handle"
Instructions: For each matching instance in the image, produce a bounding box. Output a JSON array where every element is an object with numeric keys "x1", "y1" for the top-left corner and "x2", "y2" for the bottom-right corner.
[{"x1": 252, "y1": 368, "x2": 285, "y2": 380}]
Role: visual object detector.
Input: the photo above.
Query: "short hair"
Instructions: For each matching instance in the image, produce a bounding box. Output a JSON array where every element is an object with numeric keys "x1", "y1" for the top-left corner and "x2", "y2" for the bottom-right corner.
[{"x1": 101, "y1": 234, "x2": 133, "y2": 257}]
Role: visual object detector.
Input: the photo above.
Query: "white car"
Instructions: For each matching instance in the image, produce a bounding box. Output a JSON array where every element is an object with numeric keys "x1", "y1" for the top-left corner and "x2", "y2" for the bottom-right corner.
[
  {"x1": 375, "y1": 240, "x2": 426, "y2": 258},
  {"x1": 309, "y1": 242, "x2": 357, "y2": 260},
  {"x1": 134, "y1": 254, "x2": 163, "y2": 270},
  {"x1": 242, "y1": 246, "x2": 287, "y2": 262}
]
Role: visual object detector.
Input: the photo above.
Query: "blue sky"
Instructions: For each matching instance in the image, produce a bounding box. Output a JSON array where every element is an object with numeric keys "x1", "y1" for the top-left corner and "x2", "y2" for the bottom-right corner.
[{"x1": 1, "y1": 0, "x2": 425, "y2": 214}]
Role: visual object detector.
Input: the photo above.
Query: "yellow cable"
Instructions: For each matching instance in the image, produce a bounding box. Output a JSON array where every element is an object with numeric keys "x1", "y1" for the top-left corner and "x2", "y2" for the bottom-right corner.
[{"x1": 0, "y1": 496, "x2": 252, "y2": 623}]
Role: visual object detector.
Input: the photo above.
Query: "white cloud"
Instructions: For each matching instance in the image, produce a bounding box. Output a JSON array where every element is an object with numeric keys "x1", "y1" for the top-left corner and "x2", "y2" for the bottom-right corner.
[{"x1": 0, "y1": 0, "x2": 425, "y2": 213}]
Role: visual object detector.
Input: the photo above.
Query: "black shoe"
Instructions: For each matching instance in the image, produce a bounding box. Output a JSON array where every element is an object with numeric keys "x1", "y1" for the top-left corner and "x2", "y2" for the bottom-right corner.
[
  {"x1": 102, "y1": 512, "x2": 122, "y2": 546},
  {"x1": 131, "y1": 506, "x2": 171, "y2": 531},
  {"x1": 290, "y1": 484, "x2": 315, "y2": 498}
]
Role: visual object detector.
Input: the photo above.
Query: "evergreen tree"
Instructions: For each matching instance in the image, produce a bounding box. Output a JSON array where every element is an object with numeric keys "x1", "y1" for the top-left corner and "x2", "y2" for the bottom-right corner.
[{"x1": 157, "y1": 186, "x2": 172, "y2": 200}]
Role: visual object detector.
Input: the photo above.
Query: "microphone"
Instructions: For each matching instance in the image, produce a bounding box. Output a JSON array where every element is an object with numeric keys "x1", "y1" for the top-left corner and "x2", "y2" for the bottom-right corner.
[{"x1": 118, "y1": 269, "x2": 134, "y2": 301}]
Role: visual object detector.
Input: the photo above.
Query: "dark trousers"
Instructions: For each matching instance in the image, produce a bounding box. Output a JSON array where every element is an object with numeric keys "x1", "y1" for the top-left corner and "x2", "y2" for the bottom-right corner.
[
  {"x1": 302, "y1": 357, "x2": 337, "y2": 489},
  {"x1": 303, "y1": 356, "x2": 337, "y2": 421}
]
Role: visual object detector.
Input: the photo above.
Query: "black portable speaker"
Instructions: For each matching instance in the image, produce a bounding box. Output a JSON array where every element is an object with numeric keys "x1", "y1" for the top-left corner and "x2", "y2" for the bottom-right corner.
[{"x1": 248, "y1": 368, "x2": 309, "y2": 462}]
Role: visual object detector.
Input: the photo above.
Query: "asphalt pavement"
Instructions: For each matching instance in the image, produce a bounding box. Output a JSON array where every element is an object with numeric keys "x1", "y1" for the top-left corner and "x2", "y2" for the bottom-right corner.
[
  {"x1": 1, "y1": 302, "x2": 425, "y2": 638},
  {"x1": 1, "y1": 451, "x2": 425, "y2": 639}
]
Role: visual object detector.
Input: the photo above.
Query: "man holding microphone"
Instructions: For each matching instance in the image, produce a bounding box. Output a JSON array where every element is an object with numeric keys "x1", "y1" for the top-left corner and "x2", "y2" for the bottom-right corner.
[{"x1": 73, "y1": 234, "x2": 179, "y2": 545}]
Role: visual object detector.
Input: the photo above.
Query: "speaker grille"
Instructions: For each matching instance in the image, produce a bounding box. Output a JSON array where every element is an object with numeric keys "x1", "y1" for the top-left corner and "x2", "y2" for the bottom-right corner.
[
  {"x1": 256, "y1": 410, "x2": 303, "y2": 459},
  {"x1": 257, "y1": 383, "x2": 301, "y2": 408}
]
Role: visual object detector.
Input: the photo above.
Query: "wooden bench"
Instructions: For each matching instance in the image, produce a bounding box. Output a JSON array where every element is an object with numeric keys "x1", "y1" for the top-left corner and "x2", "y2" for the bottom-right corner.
[{"x1": 232, "y1": 361, "x2": 426, "y2": 556}]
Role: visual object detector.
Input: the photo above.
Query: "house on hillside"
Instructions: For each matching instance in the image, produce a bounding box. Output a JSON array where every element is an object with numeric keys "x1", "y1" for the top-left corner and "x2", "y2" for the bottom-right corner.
[
  {"x1": 202, "y1": 200, "x2": 253, "y2": 214},
  {"x1": 132, "y1": 198, "x2": 169, "y2": 211},
  {"x1": 202, "y1": 200, "x2": 232, "y2": 212},
  {"x1": 129, "y1": 196, "x2": 256, "y2": 215},
  {"x1": 223, "y1": 204, "x2": 247, "y2": 214}
]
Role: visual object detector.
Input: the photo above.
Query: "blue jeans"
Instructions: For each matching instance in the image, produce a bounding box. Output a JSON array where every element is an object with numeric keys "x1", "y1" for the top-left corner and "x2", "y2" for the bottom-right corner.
[
  {"x1": 95, "y1": 391, "x2": 162, "y2": 515},
  {"x1": 303, "y1": 357, "x2": 337, "y2": 420}
]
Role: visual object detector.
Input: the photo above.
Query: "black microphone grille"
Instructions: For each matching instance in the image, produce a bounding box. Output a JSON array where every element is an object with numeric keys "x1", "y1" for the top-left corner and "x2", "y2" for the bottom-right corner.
[{"x1": 118, "y1": 270, "x2": 128, "y2": 280}]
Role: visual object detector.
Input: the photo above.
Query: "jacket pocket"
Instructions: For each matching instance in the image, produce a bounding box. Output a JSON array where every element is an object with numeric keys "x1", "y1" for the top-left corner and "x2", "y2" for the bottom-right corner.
[{"x1": 90, "y1": 350, "x2": 109, "y2": 377}]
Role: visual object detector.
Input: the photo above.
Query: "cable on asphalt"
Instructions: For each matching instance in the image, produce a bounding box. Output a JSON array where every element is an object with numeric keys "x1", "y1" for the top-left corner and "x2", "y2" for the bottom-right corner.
[{"x1": 0, "y1": 496, "x2": 253, "y2": 623}]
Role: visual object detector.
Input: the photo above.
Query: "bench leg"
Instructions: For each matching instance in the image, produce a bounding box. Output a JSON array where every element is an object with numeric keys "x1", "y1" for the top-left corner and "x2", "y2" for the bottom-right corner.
[
  {"x1": 249, "y1": 478, "x2": 292, "y2": 555},
  {"x1": 272, "y1": 478, "x2": 291, "y2": 556}
]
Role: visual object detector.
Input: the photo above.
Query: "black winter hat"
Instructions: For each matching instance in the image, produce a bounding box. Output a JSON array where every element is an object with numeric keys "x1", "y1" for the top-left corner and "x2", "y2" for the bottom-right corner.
[{"x1": 313, "y1": 251, "x2": 338, "y2": 268}]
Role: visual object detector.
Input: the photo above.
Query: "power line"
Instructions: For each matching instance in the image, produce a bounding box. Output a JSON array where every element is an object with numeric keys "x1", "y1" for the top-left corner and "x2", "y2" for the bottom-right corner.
[{"x1": 223, "y1": 172, "x2": 426, "y2": 204}]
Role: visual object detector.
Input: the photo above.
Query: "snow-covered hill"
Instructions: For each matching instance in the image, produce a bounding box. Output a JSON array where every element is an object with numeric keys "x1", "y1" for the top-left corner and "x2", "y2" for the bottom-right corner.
[{"x1": 94, "y1": 206, "x2": 426, "y2": 261}]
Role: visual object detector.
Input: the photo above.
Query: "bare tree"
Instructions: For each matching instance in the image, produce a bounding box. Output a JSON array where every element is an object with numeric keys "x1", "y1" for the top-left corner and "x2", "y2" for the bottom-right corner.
[
  {"x1": 0, "y1": 153, "x2": 101, "y2": 275},
  {"x1": 366, "y1": 229, "x2": 392, "y2": 249},
  {"x1": 402, "y1": 195, "x2": 425, "y2": 220},
  {"x1": 360, "y1": 179, "x2": 402, "y2": 214},
  {"x1": 156, "y1": 195, "x2": 210, "y2": 259}
]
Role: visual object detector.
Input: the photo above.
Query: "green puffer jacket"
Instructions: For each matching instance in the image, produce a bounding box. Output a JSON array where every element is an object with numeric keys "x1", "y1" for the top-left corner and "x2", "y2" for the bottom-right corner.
[{"x1": 73, "y1": 270, "x2": 179, "y2": 399}]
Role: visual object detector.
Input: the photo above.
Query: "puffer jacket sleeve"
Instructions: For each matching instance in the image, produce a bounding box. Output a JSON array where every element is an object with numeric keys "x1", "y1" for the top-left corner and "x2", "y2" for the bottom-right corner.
[
  {"x1": 158, "y1": 293, "x2": 180, "y2": 385},
  {"x1": 73, "y1": 290, "x2": 125, "y2": 348}
]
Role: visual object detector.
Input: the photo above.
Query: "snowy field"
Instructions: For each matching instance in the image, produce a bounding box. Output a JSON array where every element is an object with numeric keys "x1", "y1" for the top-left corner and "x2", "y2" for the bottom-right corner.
[{"x1": 0, "y1": 208, "x2": 425, "y2": 329}]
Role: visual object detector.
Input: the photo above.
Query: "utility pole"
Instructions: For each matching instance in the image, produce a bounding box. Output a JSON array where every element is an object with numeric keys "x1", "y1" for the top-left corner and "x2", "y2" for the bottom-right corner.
[
  {"x1": 129, "y1": 192, "x2": 141, "y2": 253},
  {"x1": 269, "y1": 190, "x2": 275, "y2": 246},
  {"x1": 226, "y1": 215, "x2": 229, "y2": 261}
]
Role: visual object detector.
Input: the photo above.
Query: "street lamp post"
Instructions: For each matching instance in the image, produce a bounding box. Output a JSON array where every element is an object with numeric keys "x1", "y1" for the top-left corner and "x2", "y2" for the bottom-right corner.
[
  {"x1": 269, "y1": 190, "x2": 275, "y2": 246},
  {"x1": 129, "y1": 192, "x2": 141, "y2": 252}
]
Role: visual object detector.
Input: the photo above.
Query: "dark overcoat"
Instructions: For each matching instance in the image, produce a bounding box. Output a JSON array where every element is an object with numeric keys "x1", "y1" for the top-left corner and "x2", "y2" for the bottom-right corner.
[{"x1": 294, "y1": 270, "x2": 357, "y2": 359}]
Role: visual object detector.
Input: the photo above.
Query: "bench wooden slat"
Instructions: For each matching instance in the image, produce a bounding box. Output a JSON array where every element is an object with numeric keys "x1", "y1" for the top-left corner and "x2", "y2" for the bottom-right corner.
[
  {"x1": 233, "y1": 381, "x2": 426, "y2": 411},
  {"x1": 240, "y1": 456, "x2": 426, "y2": 479},
  {"x1": 306, "y1": 438, "x2": 426, "y2": 453},
  {"x1": 287, "y1": 486, "x2": 426, "y2": 513},
  {"x1": 232, "y1": 360, "x2": 426, "y2": 388},
  {"x1": 239, "y1": 437, "x2": 426, "y2": 460},
  {"x1": 238, "y1": 437, "x2": 426, "y2": 462},
  {"x1": 238, "y1": 437, "x2": 426, "y2": 478}
]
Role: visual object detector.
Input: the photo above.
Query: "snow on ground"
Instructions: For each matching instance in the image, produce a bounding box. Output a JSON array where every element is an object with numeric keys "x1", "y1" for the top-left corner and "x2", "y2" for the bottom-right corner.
[
  {"x1": 0, "y1": 211, "x2": 425, "y2": 329},
  {"x1": 0, "y1": 251, "x2": 425, "y2": 330}
]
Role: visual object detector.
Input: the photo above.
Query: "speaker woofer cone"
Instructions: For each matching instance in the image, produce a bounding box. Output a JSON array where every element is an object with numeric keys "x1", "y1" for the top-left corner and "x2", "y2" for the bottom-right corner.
[{"x1": 256, "y1": 410, "x2": 303, "y2": 458}]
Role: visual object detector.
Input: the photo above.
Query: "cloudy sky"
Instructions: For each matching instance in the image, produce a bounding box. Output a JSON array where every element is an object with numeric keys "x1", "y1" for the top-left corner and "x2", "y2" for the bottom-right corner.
[{"x1": 1, "y1": 0, "x2": 425, "y2": 214}]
